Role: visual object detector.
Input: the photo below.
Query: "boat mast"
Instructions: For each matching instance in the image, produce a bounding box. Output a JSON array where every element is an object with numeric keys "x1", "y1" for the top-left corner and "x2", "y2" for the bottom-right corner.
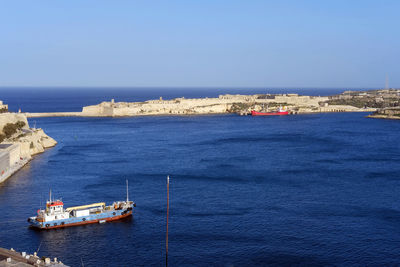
[
  {"x1": 49, "y1": 189, "x2": 52, "y2": 203},
  {"x1": 126, "y1": 179, "x2": 129, "y2": 202}
]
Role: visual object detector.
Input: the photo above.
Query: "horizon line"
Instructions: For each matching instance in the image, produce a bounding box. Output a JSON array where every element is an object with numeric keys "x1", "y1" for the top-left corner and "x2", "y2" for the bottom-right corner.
[{"x1": 0, "y1": 86, "x2": 390, "y2": 90}]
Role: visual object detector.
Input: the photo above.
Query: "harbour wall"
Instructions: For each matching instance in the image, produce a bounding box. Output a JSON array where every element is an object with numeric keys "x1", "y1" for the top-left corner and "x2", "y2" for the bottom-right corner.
[{"x1": 25, "y1": 112, "x2": 83, "y2": 118}]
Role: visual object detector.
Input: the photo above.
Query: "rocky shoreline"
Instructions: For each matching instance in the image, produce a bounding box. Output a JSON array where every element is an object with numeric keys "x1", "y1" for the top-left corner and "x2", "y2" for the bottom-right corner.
[
  {"x1": 367, "y1": 107, "x2": 400, "y2": 120},
  {"x1": 367, "y1": 114, "x2": 400, "y2": 120},
  {"x1": 0, "y1": 112, "x2": 57, "y2": 184}
]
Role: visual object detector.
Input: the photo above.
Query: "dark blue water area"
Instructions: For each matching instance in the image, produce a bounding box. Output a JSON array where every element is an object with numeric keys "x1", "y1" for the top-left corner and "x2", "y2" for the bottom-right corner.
[
  {"x1": 0, "y1": 89, "x2": 400, "y2": 266},
  {"x1": 0, "y1": 87, "x2": 346, "y2": 113}
]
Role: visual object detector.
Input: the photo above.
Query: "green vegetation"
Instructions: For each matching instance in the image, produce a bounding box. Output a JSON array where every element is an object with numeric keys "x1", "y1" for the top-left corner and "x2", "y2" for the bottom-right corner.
[
  {"x1": 327, "y1": 97, "x2": 400, "y2": 108},
  {"x1": 229, "y1": 102, "x2": 253, "y2": 113},
  {"x1": 0, "y1": 134, "x2": 5, "y2": 143},
  {"x1": 2, "y1": 121, "x2": 26, "y2": 139},
  {"x1": 262, "y1": 102, "x2": 288, "y2": 107},
  {"x1": 229, "y1": 102, "x2": 291, "y2": 113},
  {"x1": 0, "y1": 107, "x2": 8, "y2": 113},
  {"x1": 15, "y1": 121, "x2": 25, "y2": 129}
]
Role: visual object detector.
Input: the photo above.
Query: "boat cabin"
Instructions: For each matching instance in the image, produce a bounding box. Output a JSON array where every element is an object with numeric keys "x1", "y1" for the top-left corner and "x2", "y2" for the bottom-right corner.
[
  {"x1": 46, "y1": 200, "x2": 64, "y2": 214},
  {"x1": 36, "y1": 199, "x2": 70, "y2": 222}
]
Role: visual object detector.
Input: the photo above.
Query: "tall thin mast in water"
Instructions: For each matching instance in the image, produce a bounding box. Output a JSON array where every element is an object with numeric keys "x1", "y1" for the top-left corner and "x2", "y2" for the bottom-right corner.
[
  {"x1": 126, "y1": 179, "x2": 129, "y2": 202},
  {"x1": 166, "y1": 175, "x2": 170, "y2": 267}
]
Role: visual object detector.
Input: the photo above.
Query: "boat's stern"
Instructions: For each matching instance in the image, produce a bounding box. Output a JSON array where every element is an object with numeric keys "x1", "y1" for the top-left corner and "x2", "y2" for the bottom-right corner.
[
  {"x1": 116, "y1": 200, "x2": 136, "y2": 217},
  {"x1": 128, "y1": 200, "x2": 136, "y2": 209},
  {"x1": 127, "y1": 201, "x2": 136, "y2": 212}
]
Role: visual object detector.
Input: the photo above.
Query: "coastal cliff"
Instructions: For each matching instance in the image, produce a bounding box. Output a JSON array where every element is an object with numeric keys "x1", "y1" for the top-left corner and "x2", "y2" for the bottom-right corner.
[{"x1": 0, "y1": 112, "x2": 57, "y2": 183}]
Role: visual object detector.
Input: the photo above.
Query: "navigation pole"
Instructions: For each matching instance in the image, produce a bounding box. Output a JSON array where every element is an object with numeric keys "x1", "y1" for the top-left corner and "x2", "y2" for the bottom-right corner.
[{"x1": 166, "y1": 175, "x2": 170, "y2": 267}]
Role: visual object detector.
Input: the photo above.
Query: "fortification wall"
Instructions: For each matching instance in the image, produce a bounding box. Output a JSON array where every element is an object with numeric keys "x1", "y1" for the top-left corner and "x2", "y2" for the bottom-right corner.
[
  {"x1": 0, "y1": 151, "x2": 9, "y2": 176},
  {"x1": 82, "y1": 105, "x2": 101, "y2": 115},
  {"x1": 5, "y1": 143, "x2": 21, "y2": 166}
]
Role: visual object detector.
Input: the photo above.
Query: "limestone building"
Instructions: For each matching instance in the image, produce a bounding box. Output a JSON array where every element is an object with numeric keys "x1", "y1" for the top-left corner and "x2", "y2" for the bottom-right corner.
[{"x1": 0, "y1": 143, "x2": 22, "y2": 178}]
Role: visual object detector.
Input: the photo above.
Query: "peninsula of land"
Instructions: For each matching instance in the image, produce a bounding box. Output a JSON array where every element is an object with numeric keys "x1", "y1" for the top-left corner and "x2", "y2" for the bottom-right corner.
[
  {"x1": 330, "y1": 89, "x2": 400, "y2": 120},
  {"x1": 0, "y1": 101, "x2": 57, "y2": 184},
  {"x1": 367, "y1": 107, "x2": 400, "y2": 120},
  {"x1": 24, "y1": 89, "x2": 400, "y2": 118}
]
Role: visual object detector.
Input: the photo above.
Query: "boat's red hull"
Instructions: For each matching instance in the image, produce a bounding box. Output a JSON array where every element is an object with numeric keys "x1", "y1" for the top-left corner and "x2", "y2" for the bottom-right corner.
[{"x1": 251, "y1": 110, "x2": 289, "y2": 116}]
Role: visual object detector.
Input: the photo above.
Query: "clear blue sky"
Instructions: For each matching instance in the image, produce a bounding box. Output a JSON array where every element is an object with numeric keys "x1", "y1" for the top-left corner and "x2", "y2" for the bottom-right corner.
[{"x1": 0, "y1": 0, "x2": 398, "y2": 88}]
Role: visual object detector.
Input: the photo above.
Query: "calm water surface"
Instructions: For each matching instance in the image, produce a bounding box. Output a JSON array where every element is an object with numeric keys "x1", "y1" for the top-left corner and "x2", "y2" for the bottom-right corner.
[{"x1": 0, "y1": 89, "x2": 399, "y2": 266}]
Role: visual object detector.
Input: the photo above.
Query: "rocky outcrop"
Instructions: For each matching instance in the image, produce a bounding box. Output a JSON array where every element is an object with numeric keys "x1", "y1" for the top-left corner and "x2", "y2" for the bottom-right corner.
[
  {"x1": 15, "y1": 129, "x2": 57, "y2": 157},
  {"x1": 0, "y1": 113, "x2": 57, "y2": 157},
  {"x1": 0, "y1": 111, "x2": 57, "y2": 183},
  {"x1": 367, "y1": 107, "x2": 400, "y2": 120}
]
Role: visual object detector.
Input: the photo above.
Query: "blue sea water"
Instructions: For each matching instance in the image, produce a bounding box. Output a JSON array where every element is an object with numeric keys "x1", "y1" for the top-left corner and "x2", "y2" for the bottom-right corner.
[{"x1": 0, "y1": 88, "x2": 400, "y2": 266}]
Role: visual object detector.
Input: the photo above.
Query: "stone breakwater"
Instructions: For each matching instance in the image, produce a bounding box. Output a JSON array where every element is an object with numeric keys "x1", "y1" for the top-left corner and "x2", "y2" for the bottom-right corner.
[
  {"x1": 0, "y1": 112, "x2": 57, "y2": 184},
  {"x1": 26, "y1": 93, "x2": 376, "y2": 118},
  {"x1": 25, "y1": 112, "x2": 82, "y2": 118}
]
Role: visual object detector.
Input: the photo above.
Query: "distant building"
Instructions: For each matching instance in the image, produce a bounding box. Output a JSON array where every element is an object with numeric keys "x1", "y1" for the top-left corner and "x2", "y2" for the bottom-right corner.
[
  {"x1": 0, "y1": 101, "x2": 8, "y2": 111},
  {"x1": 0, "y1": 150, "x2": 9, "y2": 176}
]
